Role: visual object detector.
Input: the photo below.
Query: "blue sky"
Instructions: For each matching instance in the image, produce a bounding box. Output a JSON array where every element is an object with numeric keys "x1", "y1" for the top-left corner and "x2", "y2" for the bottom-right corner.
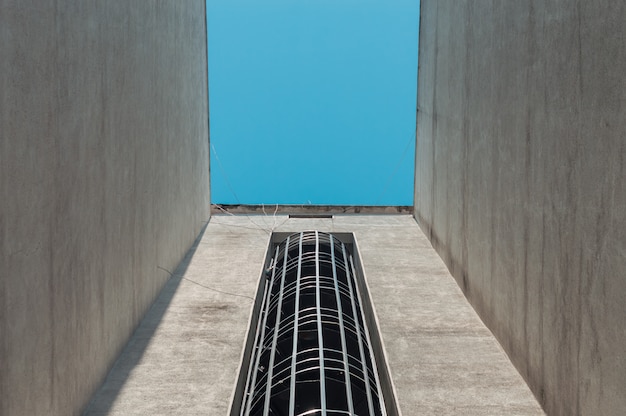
[{"x1": 207, "y1": 0, "x2": 419, "y2": 206}]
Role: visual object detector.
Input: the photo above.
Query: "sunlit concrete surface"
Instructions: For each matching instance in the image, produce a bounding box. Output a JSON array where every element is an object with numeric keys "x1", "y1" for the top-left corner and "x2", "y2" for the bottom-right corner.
[
  {"x1": 0, "y1": 2, "x2": 209, "y2": 414},
  {"x1": 416, "y1": 2, "x2": 626, "y2": 414},
  {"x1": 84, "y1": 215, "x2": 543, "y2": 415}
]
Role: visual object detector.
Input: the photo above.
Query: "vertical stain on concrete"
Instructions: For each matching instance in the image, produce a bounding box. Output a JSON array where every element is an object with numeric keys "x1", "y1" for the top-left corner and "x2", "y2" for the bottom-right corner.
[
  {"x1": 429, "y1": 0, "x2": 439, "y2": 244},
  {"x1": 522, "y1": 0, "x2": 534, "y2": 383},
  {"x1": 460, "y1": 0, "x2": 472, "y2": 294},
  {"x1": 415, "y1": 1, "x2": 626, "y2": 414},
  {"x1": 0, "y1": 1, "x2": 210, "y2": 415}
]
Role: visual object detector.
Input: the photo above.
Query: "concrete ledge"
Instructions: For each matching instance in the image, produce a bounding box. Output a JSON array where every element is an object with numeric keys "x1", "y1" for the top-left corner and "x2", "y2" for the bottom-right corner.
[
  {"x1": 84, "y1": 215, "x2": 543, "y2": 415},
  {"x1": 211, "y1": 204, "x2": 413, "y2": 216}
]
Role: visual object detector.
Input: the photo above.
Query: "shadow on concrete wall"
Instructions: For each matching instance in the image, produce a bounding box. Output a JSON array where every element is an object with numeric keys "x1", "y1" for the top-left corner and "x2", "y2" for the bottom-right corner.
[{"x1": 83, "y1": 224, "x2": 209, "y2": 415}]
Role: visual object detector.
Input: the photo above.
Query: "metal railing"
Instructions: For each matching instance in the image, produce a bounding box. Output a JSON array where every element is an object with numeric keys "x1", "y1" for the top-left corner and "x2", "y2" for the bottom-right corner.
[{"x1": 240, "y1": 231, "x2": 386, "y2": 416}]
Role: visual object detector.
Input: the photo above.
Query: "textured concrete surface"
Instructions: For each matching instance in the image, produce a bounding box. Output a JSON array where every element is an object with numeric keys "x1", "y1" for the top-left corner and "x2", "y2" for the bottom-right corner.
[
  {"x1": 0, "y1": 2, "x2": 209, "y2": 415},
  {"x1": 415, "y1": 2, "x2": 626, "y2": 415},
  {"x1": 84, "y1": 215, "x2": 543, "y2": 415}
]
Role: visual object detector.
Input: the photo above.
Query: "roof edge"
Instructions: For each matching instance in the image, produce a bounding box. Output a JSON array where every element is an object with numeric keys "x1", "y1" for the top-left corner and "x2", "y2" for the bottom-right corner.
[{"x1": 211, "y1": 204, "x2": 413, "y2": 216}]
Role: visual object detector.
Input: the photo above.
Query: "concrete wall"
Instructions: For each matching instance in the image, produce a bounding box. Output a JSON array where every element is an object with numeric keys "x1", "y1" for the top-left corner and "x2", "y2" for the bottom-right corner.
[
  {"x1": 0, "y1": 1, "x2": 209, "y2": 414},
  {"x1": 415, "y1": 1, "x2": 626, "y2": 415}
]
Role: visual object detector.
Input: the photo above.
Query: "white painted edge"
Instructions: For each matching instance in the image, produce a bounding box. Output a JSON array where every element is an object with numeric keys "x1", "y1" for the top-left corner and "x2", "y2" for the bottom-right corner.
[
  {"x1": 352, "y1": 232, "x2": 405, "y2": 416},
  {"x1": 225, "y1": 232, "x2": 273, "y2": 416}
]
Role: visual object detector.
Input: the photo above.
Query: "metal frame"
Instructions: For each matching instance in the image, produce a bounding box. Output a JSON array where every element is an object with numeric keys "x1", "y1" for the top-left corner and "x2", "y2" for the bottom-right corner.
[{"x1": 240, "y1": 231, "x2": 387, "y2": 416}]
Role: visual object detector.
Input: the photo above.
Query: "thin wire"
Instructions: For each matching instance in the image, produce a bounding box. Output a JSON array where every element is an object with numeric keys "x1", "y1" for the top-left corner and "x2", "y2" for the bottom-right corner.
[
  {"x1": 261, "y1": 204, "x2": 273, "y2": 230},
  {"x1": 213, "y1": 203, "x2": 272, "y2": 235},
  {"x1": 272, "y1": 218, "x2": 290, "y2": 232},
  {"x1": 213, "y1": 203, "x2": 291, "y2": 235},
  {"x1": 210, "y1": 142, "x2": 284, "y2": 234},
  {"x1": 209, "y1": 219, "x2": 269, "y2": 233},
  {"x1": 259, "y1": 203, "x2": 281, "y2": 232},
  {"x1": 272, "y1": 204, "x2": 279, "y2": 230},
  {"x1": 207, "y1": 204, "x2": 272, "y2": 250},
  {"x1": 156, "y1": 266, "x2": 254, "y2": 301},
  {"x1": 261, "y1": 204, "x2": 267, "y2": 226},
  {"x1": 211, "y1": 142, "x2": 241, "y2": 204}
]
